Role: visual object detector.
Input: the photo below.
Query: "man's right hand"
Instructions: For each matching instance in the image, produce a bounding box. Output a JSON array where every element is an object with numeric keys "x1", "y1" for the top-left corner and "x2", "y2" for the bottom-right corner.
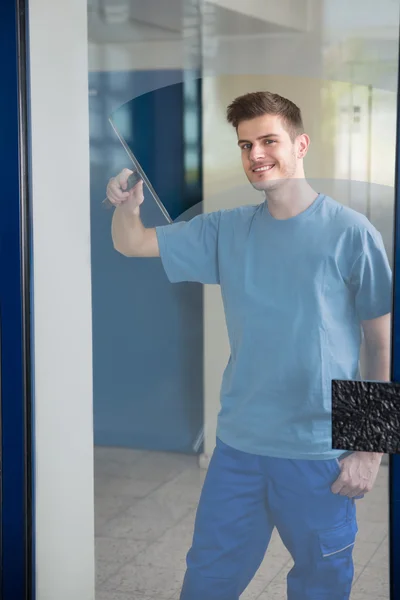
[
  {"x1": 106, "y1": 168, "x2": 144, "y2": 214},
  {"x1": 109, "y1": 168, "x2": 159, "y2": 258}
]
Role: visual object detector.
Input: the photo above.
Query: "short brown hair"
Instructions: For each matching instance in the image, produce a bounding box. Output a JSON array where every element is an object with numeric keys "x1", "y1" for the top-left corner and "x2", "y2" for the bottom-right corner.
[{"x1": 226, "y1": 91, "x2": 304, "y2": 141}]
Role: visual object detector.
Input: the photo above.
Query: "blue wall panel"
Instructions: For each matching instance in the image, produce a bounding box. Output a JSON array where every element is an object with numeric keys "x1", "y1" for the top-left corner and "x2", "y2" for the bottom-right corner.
[{"x1": 89, "y1": 70, "x2": 203, "y2": 454}]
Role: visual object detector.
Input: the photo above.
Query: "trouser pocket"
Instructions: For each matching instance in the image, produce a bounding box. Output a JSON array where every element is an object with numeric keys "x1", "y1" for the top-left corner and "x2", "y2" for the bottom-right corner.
[
  {"x1": 286, "y1": 520, "x2": 358, "y2": 599},
  {"x1": 318, "y1": 519, "x2": 358, "y2": 559},
  {"x1": 312, "y1": 520, "x2": 357, "y2": 598}
]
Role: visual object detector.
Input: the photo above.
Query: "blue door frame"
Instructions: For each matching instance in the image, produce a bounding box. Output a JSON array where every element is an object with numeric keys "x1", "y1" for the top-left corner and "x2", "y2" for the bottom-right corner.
[
  {"x1": 3, "y1": 0, "x2": 400, "y2": 598},
  {"x1": 0, "y1": 0, "x2": 33, "y2": 598},
  {"x1": 390, "y1": 22, "x2": 400, "y2": 597}
]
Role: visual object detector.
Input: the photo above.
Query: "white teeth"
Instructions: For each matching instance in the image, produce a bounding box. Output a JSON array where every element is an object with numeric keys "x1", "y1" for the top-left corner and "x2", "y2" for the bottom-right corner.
[{"x1": 254, "y1": 165, "x2": 274, "y2": 172}]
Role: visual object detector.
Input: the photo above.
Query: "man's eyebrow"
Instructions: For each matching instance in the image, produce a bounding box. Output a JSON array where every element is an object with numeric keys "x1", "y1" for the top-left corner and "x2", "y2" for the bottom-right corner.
[{"x1": 237, "y1": 134, "x2": 280, "y2": 146}]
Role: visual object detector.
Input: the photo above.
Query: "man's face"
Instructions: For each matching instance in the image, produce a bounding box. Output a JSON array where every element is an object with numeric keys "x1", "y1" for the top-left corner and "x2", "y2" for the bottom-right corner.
[{"x1": 237, "y1": 114, "x2": 307, "y2": 192}]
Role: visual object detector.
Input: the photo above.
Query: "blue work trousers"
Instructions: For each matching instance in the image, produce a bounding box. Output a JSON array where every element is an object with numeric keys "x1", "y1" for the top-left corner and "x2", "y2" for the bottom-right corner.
[{"x1": 180, "y1": 438, "x2": 359, "y2": 599}]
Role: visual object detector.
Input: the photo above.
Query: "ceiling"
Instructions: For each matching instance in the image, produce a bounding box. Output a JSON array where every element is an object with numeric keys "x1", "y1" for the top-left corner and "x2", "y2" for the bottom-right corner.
[{"x1": 87, "y1": 0, "x2": 298, "y2": 44}]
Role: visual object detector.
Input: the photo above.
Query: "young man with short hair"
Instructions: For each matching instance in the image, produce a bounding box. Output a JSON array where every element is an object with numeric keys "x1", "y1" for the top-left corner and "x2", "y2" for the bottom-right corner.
[{"x1": 107, "y1": 91, "x2": 391, "y2": 599}]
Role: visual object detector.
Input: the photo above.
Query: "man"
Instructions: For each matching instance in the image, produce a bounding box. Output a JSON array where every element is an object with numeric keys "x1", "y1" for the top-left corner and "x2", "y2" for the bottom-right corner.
[{"x1": 106, "y1": 91, "x2": 391, "y2": 599}]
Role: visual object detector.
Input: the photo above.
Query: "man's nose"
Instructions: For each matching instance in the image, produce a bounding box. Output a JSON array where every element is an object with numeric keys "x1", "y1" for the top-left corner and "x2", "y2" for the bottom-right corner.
[{"x1": 249, "y1": 143, "x2": 266, "y2": 162}]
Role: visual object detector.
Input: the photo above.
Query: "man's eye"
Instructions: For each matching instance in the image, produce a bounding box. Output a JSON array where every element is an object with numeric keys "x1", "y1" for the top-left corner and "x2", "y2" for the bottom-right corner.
[{"x1": 241, "y1": 144, "x2": 251, "y2": 150}]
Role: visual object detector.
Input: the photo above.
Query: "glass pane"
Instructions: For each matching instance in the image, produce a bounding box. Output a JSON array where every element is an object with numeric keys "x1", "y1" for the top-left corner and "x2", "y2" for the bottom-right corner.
[
  {"x1": 89, "y1": 2, "x2": 205, "y2": 598},
  {"x1": 90, "y1": 0, "x2": 398, "y2": 599},
  {"x1": 200, "y1": 1, "x2": 397, "y2": 600}
]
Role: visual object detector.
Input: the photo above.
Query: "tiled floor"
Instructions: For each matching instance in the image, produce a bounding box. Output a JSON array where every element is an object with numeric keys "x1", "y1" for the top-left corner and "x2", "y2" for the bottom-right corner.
[{"x1": 94, "y1": 447, "x2": 390, "y2": 600}]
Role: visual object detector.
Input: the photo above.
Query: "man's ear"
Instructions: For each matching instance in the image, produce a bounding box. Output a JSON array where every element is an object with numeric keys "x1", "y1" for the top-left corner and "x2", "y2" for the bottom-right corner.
[{"x1": 297, "y1": 133, "x2": 310, "y2": 159}]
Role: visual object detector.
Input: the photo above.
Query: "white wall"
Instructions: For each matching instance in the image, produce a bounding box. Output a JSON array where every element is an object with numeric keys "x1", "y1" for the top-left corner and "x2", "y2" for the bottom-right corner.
[
  {"x1": 210, "y1": 0, "x2": 311, "y2": 31},
  {"x1": 88, "y1": 40, "x2": 185, "y2": 71},
  {"x1": 28, "y1": 1, "x2": 95, "y2": 598}
]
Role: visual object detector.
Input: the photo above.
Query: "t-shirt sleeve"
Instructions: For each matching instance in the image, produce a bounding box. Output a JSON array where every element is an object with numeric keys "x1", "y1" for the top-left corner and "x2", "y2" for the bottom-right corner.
[
  {"x1": 348, "y1": 227, "x2": 392, "y2": 321},
  {"x1": 155, "y1": 210, "x2": 221, "y2": 284}
]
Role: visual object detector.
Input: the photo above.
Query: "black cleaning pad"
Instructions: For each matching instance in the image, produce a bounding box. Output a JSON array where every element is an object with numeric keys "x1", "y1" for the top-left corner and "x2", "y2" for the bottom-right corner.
[{"x1": 332, "y1": 380, "x2": 400, "y2": 453}]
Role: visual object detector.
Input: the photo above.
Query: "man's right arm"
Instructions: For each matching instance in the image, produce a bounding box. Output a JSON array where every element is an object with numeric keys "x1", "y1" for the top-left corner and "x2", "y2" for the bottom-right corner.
[
  {"x1": 107, "y1": 168, "x2": 222, "y2": 285},
  {"x1": 111, "y1": 206, "x2": 159, "y2": 257},
  {"x1": 107, "y1": 168, "x2": 159, "y2": 258}
]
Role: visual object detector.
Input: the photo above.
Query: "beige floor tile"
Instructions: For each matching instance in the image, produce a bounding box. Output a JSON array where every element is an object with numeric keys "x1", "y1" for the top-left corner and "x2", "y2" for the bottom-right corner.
[
  {"x1": 253, "y1": 553, "x2": 291, "y2": 584},
  {"x1": 101, "y1": 563, "x2": 185, "y2": 598},
  {"x1": 351, "y1": 565, "x2": 390, "y2": 599},
  {"x1": 356, "y1": 498, "x2": 389, "y2": 524},
  {"x1": 172, "y1": 467, "x2": 207, "y2": 487},
  {"x1": 96, "y1": 591, "x2": 151, "y2": 600},
  {"x1": 95, "y1": 476, "x2": 162, "y2": 499},
  {"x1": 96, "y1": 561, "x2": 124, "y2": 587},
  {"x1": 125, "y1": 482, "x2": 198, "y2": 523},
  {"x1": 353, "y1": 562, "x2": 365, "y2": 582},
  {"x1": 149, "y1": 478, "x2": 202, "y2": 509},
  {"x1": 257, "y1": 580, "x2": 286, "y2": 600},
  {"x1": 125, "y1": 451, "x2": 196, "y2": 482},
  {"x1": 353, "y1": 539, "x2": 383, "y2": 566},
  {"x1": 256, "y1": 568, "x2": 288, "y2": 600},
  {"x1": 99, "y1": 511, "x2": 173, "y2": 542},
  {"x1": 94, "y1": 447, "x2": 149, "y2": 463},
  {"x1": 240, "y1": 576, "x2": 268, "y2": 599},
  {"x1": 95, "y1": 458, "x2": 150, "y2": 480},
  {"x1": 351, "y1": 592, "x2": 389, "y2": 600},
  {"x1": 157, "y1": 518, "x2": 195, "y2": 550},
  {"x1": 167, "y1": 575, "x2": 269, "y2": 600},
  {"x1": 95, "y1": 536, "x2": 149, "y2": 563},
  {"x1": 131, "y1": 538, "x2": 188, "y2": 571},
  {"x1": 369, "y1": 536, "x2": 389, "y2": 567},
  {"x1": 356, "y1": 520, "x2": 388, "y2": 544},
  {"x1": 95, "y1": 494, "x2": 139, "y2": 523}
]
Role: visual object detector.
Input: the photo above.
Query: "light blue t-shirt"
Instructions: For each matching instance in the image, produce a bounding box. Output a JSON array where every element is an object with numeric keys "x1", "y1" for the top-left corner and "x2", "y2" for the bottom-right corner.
[{"x1": 155, "y1": 194, "x2": 392, "y2": 460}]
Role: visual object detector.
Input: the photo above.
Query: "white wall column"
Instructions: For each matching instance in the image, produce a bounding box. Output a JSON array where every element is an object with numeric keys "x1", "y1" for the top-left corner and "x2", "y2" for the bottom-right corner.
[{"x1": 28, "y1": 0, "x2": 95, "y2": 598}]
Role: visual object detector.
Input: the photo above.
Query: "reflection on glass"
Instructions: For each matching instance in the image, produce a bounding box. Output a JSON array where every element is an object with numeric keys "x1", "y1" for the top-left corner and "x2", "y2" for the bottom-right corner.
[{"x1": 108, "y1": 79, "x2": 202, "y2": 221}]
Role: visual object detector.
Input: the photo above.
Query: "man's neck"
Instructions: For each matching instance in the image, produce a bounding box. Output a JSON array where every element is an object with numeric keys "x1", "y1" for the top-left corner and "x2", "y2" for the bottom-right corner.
[{"x1": 265, "y1": 179, "x2": 319, "y2": 220}]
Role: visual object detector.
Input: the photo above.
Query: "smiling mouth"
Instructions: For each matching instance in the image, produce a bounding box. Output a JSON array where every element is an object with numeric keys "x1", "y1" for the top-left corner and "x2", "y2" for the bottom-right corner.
[{"x1": 252, "y1": 165, "x2": 275, "y2": 173}]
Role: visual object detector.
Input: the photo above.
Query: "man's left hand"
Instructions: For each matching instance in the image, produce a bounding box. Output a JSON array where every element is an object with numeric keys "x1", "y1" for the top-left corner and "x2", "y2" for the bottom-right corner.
[{"x1": 331, "y1": 451, "x2": 383, "y2": 498}]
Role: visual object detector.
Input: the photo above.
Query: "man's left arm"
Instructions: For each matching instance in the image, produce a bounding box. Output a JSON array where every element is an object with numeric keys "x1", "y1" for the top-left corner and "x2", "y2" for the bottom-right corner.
[
  {"x1": 362, "y1": 312, "x2": 391, "y2": 381},
  {"x1": 331, "y1": 313, "x2": 391, "y2": 497}
]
